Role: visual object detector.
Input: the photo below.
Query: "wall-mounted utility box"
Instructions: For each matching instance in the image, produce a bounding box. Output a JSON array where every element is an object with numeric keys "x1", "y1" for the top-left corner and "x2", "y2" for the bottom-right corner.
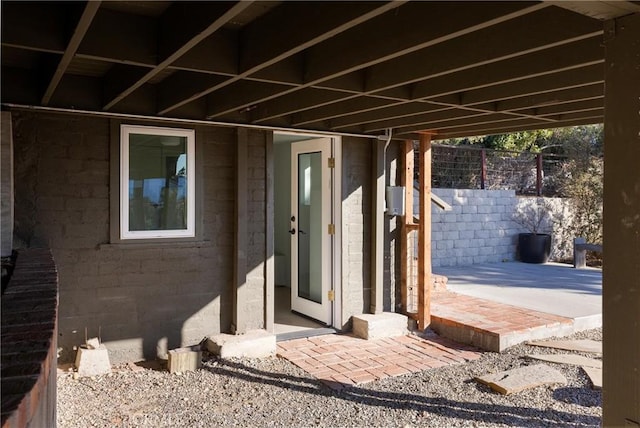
[{"x1": 386, "y1": 186, "x2": 405, "y2": 216}]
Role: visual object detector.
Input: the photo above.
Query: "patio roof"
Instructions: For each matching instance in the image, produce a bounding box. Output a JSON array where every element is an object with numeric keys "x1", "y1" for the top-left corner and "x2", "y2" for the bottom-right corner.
[{"x1": 2, "y1": 1, "x2": 636, "y2": 139}]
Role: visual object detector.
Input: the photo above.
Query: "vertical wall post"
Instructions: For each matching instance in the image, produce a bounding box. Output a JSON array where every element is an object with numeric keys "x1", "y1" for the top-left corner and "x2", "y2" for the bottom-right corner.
[
  {"x1": 602, "y1": 12, "x2": 640, "y2": 427},
  {"x1": 480, "y1": 149, "x2": 487, "y2": 190},
  {"x1": 400, "y1": 140, "x2": 415, "y2": 314},
  {"x1": 233, "y1": 128, "x2": 249, "y2": 334},
  {"x1": 418, "y1": 133, "x2": 432, "y2": 330},
  {"x1": 264, "y1": 132, "x2": 275, "y2": 332},
  {"x1": 370, "y1": 139, "x2": 385, "y2": 314},
  {"x1": 535, "y1": 153, "x2": 543, "y2": 196}
]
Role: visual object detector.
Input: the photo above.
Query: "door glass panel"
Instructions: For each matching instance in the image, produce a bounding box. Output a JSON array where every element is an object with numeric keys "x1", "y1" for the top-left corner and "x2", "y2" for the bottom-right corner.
[{"x1": 297, "y1": 152, "x2": 322, "y2": 303}]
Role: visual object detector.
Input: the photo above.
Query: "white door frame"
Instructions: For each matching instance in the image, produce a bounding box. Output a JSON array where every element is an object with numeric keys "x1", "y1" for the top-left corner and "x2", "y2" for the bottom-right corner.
[{"x1": 275, "y1": 132, "x2": 342, "y2": 329}]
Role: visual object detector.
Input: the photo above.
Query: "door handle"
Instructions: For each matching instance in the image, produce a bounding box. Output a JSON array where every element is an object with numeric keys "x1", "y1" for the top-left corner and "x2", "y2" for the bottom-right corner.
[
  {"x1": 299, "y1": 229, "x2": 307, "y2": 235},
  {"x1": 289, "y1": 228, "x2": 296, "y2": 235}
]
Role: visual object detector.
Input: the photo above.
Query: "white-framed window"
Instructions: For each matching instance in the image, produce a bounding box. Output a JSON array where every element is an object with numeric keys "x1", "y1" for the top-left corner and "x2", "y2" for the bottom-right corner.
[{"x1": 120, "y1": 125, "x2": 195, "y2": 239}]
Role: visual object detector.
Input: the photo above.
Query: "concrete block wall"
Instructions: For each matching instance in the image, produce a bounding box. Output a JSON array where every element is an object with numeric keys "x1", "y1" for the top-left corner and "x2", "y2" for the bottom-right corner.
[
  {"x1": 244, "y1": 130, "x2": 267, "y2": 329},
  {"x1": 424, "y1": 189, "x2": 572, "y2": 267},
  {"x1": 12, "y1": 111, "x2": 267, "y2": 363},
  {"x1": 340, "y1": 137, "x2": 371, "y2": 328},
  {"x1": 427, "y1": 189, "x2": 522, "y2": 267}
]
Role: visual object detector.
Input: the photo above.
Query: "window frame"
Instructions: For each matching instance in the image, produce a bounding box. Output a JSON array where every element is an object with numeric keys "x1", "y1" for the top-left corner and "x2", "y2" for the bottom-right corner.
[{"x1": 120, "y1": 124, "x2": 196, "y2": 240}]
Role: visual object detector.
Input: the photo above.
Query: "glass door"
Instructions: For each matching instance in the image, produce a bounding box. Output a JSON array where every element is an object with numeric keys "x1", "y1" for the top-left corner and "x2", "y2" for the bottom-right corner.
[{"x1": 290, "y1": 138, "x2": 332, "y2": 324}]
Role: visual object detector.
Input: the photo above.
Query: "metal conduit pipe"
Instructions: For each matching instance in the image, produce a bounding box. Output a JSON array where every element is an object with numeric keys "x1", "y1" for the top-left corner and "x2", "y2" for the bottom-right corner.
[{"x1": 370, "y1": 128, "x2": 393, "y2": 314}]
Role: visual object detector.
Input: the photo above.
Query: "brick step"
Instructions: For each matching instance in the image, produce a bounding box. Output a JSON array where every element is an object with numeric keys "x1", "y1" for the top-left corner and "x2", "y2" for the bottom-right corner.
[{"x1": 430, "y1": 292, "x2": 574, "y2": 352}]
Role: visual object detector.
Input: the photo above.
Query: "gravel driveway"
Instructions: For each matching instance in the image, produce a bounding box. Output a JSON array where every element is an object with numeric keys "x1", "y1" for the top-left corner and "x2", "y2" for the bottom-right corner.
[{"x1": 57, "y1": 329, "x2": 602, "y2": 427}]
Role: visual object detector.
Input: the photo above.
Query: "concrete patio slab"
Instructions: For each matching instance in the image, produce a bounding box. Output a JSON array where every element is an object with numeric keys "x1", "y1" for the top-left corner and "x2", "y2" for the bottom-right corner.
[
  {"x1": 435, "y1": 262, "x2": 602, "y2": 320},
  {"x1": 429, "y1": 262, "x2": 602, "y2": 350}
]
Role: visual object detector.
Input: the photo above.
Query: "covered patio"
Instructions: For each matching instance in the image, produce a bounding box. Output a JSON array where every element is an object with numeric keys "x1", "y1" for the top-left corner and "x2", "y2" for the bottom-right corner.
[{"x1": 1, "y1": 1, "x2": 638, "y2": 426}]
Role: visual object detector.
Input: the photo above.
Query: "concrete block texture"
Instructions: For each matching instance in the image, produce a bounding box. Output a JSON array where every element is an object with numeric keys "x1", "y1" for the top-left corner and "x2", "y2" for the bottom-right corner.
[
  {"x1": 352, "y1": 312, "x2": 408, "y2": 340},
  {"x1": 431, "y1": 189, "x2": 520, "y2": 268},
  {"x1": 206, "y1": 329, "x2": 276, "y2": 358},
  {"x1": 430, "y1": 189, "x2": 574, "y2": 268},
  {"x1": 340, "y1": 138, "x2": 372, "y2": 326},
  {"x1": 11, "y1": 112, "x2": 268, "y2": 363}
]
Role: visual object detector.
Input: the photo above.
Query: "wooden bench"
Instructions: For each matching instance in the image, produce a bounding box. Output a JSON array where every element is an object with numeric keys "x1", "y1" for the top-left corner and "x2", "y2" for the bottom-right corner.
[{"x1": 573, "y1": 237, "x2": 603, "y2": 268}]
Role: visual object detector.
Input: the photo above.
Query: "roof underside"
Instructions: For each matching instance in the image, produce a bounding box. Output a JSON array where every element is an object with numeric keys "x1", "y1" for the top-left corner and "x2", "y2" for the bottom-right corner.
[{"x1": 2, "y1": 1, "x2": 638, "y2": 140}]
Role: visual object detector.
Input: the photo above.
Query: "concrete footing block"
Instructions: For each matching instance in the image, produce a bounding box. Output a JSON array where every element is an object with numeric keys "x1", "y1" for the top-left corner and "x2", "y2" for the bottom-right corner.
[
  {"x1": 352, "y1": 312, "x2": 408, "y2": 340},
  {"x1": 75, "y1": 345, "x2": 111, "y2": 377},
  {"x1": 168, "y1": 346, "x2": 202, "y2": 373},
  {"x1": 205, "y1": 329, "x2": 276, "y2": 358}
]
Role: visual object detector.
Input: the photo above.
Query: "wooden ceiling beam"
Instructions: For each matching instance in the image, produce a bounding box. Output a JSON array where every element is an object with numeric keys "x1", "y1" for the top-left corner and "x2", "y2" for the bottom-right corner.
[
  {"x1": 412, "y1": 38, "x2": 604, "y2": 100},
  {"x1": 162, "y1": 1, "x2": 403, "y2": 115},
  {"x1": 1, "y1": 2, "x2": 70, "y2": 54},
  {"x1": 398, "y1": 113, "x2": 530, "y2": 135},
  {"x1": 42, "y1": 1, "x2": 102, "y2": 106},
  {"x1": 556, "y1": 108, "x2": 604, "y2": 122},
  {"x1": 77, "y1": 8, "x2": 158, "y2": 67},
  {"x1": 205, "y1": 2, "x2": 547, "y2": 119},
  {"x1": 248, "y1": 88, "x2": 357, "y2": 123},
  {"x1": 247, "y1": 6, "x2": 603, "y2": 125},
  {"x1": 289, "y1": 37, "x2": 604, "y2": 127},
  {"x1": 305, "y1": 2, "x2": 546, "y2": 83},
  {"x1": 432, "y1": 116, "x2": 603, "y2": 140},
  {"x1": 535, "y1": 98, "x2": 604, "y2": 116},
  {"x1": 330, "y1": 100, "x2": 457, "y2": 130},
  {"x1": 239, "y1": 1, "x2": 405, "y2": 74},
  {"x1": 158, "y1": 73, "x2": 230, "y2": 116},
  {"x1": 495, "y1": 83, "x2": 603, "y2": 111},
  {"x1": 103, "y1": 1, "x2": 253, "y2": 110},
  {"x1": 364, "y1": 6, "x2": 602, "y2": 93},
  {"x1": 168, "y1": 30, "x2": 239, "y2": 77},
  {"x1": 363, "y1": 108, "x2": 495, "y2": 133},
  {"x1": 292, "y1": 97, "x2": 400, "y2": 126},
  {"x1": 422, "y1": 111, "x2": 603, "y2": 137},
  {"x1": 206, "y1": 81, "x2": 295, "y2": 118},
  {"x1": 459, "y1": 64, "x2": 603, "y2": 105},
  {"x1": 377, "y1": 96, "x2": 605, "y2": 135}
]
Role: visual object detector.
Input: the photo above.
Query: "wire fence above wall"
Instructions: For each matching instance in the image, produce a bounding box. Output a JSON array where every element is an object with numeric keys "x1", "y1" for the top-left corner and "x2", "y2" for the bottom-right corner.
[{"x1": 422, "y1": 145, "x2": 569, "y2": 197}]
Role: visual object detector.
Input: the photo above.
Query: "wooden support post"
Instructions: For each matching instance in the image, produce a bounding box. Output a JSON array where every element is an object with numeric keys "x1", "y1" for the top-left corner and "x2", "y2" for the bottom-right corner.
[
  {"x1": 480, "y1": 149, "x2": 487, "y2": 190},
  {"x1": 536, "y1": 153, "x2": 543, "y2": 197},
  {"x1": 418, "y1": 133, "x2": 432, "y2": 330},
  {"x1": 603, "y1": 13, "x2": 640, "y2": 426},
  {"x1": 400, "y1": 140, "x2": 415, "y2": 314},
  {"x1": 233, "y1": 128, "x2": 248, "y2": 334}
]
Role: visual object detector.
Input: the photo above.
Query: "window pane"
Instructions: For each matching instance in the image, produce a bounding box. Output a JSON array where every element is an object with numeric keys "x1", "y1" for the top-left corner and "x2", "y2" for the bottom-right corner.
[{"x1": 128, "y1": 133, "x2": 188, "y2": 231}]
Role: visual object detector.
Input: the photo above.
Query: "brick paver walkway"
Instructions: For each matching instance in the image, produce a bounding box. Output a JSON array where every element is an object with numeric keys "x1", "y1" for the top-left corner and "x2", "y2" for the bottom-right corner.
[
  {"x1": 277, "y1": 333, "x2": 482, "y2": 389},
  {"x1": 431, "y1": 291, "x2": 572, "y2": 335}
]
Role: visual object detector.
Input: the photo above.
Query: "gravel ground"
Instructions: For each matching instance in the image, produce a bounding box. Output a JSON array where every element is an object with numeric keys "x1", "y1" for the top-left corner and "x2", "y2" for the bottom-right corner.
[{"x1": 57, "y1": 329, "x2": 602, "y2": 427}]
